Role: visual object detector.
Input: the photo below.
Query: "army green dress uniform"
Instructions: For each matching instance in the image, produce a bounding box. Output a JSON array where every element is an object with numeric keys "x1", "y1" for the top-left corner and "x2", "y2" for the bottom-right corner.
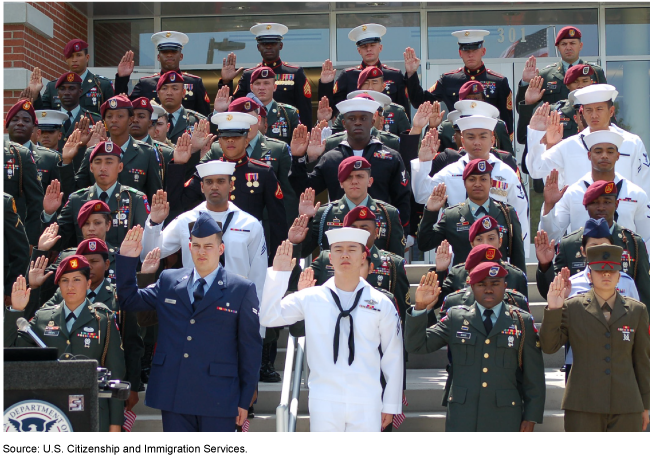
[
  {"x1": 517, "y1": 99, "x2": 577, "y2": 146},
  {"x1": 4, "y1": 193, "x2": 30, "y2": 297},
  {"x1": 265, "y1": 99, "x2": 300, "y2": 146},
  {"x1": 36, "y1": 74, "x2": 114, "y2": 117},
  {"x1": 166, "y1": 106, "x2": 207, "y2": 145},
  {"x1": 4, "y1": 139, "x2": 44, "y2": 246},
  {"x1": 203, "y1": 131, "x2": 298, "y2": 225},
  {"x1": 324, "y1": 127, "x2": 400, "y2": 154},
  {"x1": 535, "y1": 223, "x2": 650, "y2": 307},
  {"x1": 141, "y1": 135, "x2": 174, "y2": 184},
  {"x1": 25, "y1": 141, "x2": 61, "y2": 191},
  {"x1": 60, "y1": 108, "x2": 102, "y2": 165},
  {"x1": 540, "y1": 263, "x2": 650, "y2": 432},
  {"x1": 417, "y1": 199, "x2": 526, "y2": 272},
  {"x1": 299, "y1": 194, "x2": 404, "y2": 257},
  {"x1": 440, "y1": 261, "x2": 528, "y2": 304},
  {"x1": 331, "y1": 103, "x2": 410, "y2": 137},
  {"x1": 405, "y1": 266, "x2": 545, "y2": 431}
]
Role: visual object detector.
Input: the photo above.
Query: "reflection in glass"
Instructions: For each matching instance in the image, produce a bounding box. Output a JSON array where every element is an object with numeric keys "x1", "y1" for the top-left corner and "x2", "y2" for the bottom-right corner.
[
  {"x1": 94, "y1": 19, "x2": 155, "y2": 67},
  {"x1": 161, "y1": 3, "x2": 329, "y2": 16},
  {"x1": 606, "y1": 61, "x2": 650, "y2": 149},
  {"x1": 161, "y1": 15, "x2": 329, "y2": 66},
  {"x1": 336, "y1": 13, "x2": 420, "y2": 63},
  {"x1": 427, "y1": 9, "x2": 598, "y2": 59},
  {"x1": 605, "y1": 8, "x2": 650, "y2": 56}
]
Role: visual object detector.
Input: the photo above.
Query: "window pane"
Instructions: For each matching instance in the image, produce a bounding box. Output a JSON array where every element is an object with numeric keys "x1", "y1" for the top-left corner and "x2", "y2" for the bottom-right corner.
[
  {"x1": 606, "y1": 61, "x2": 650, "y2": 148},
  {"x1": 94, "y1": 19, "x2": 155, "y2": 67},
  {"x1": 334, "y1": 2, "x2": 418, "y2": 9},
  {"x1": 427, "y1": 9, "x2": 598, "y2": 59},
  {"x1": 605, "y1": 8, "x2": 650, "y2": 56},
  {"x1": 161, "y1": 15, "x2": 329, "y2": 66},
  {"x1": 337, "y1": 13, "x2": 420, "y2": 62},
  {"x1": 161, "y1": 3, "x2": 329, "y2": 16}
]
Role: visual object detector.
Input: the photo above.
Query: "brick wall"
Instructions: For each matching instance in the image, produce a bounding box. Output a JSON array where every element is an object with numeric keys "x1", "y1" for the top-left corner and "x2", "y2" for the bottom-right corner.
[
  {"x1": 94, "y1": 21, "x2": 134, "y2": 67},
  {"x1": 4, "y1": 2, "x2": 88, "y2": 114}
]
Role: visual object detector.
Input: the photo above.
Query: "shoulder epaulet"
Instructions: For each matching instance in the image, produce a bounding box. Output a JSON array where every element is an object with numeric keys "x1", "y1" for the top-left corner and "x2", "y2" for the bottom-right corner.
[
  {"x1": 344, "y1": 67, "x2": 358, "y2": 73},
  {"x1": 282, "y1": 62, "x2": 300, "y2": 69},
  {"x1": 443, "y1": 67, "x2": 463, "y2": 75},
  {"x1": 152, "y1": 139, "x2": 173, "y2": 150},
  {"x1": 96, "y1": 74, "x2": 110, "y2": 80},
  {"x1": 327, "y1": 131, "x2": 346, "y2": 139},
  {"x1": 503, "y1": 262, "x2": 525, "y2": 274},
  {"x1": 277, "y1": 102, "x2": 298, "y2": 112},
  {"x1": 388, "y1": 102, "x2": 406, "y2": 111},
  {"x1": 494, "y1": 148, "x2": 512, "y2": 157},
  {"x1": 90, "y1": 302, "x2": 112, "y2": 313},
  {"x1": 542, "y1": 63, "x2": 555, "y2": 70},
  {"x1": 264, "y1": 136, "x2": 286, "y2": 146},
  {"x1": 446, "y1": 201, "x2": 465, "y2": 210},
  {"x1": 486, "y1": 68, "x2": 505, "y2": 78},
  {"x1": 181, "y1": 72, "x2": 202, "y2": 79},
  {"x1": 185, "y1": 108, "x2": 206, "y2": 119},
  {"x1": 381, "y1": 64, "x2": 400, "y2": 72},
  {"x1": 378, "y1": 130, "x2": 399, "y2": 140},
  {"x1": 505, "y1": 288, "x2": 527, "y2": 299},
  {"x1": 563, "y1": 227, "x2": 584, "y2": 239},
  {"x1": 249, "y1": 158, "x2": 271, "y2": 168},
  {"x1": 120, "y1": 185, "x2": 146, "y2": 197},
  {"x1": 72, "y1": 188, "x2": 87, "y2": 195},
  {"x1": 621, "y1": 226, "x2": 642, "y2": 240},
  {"x1": 140, "y1": 73, "x2": 160, "y2": 80}
]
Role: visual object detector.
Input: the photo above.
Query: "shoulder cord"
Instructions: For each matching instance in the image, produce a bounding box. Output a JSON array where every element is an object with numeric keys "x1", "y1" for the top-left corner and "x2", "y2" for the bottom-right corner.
[
  {"x1": 278, "y1": 104, "x2": 292, "y2": 135},
  {"x1": 10, "y1": 145, "x2": 23, "y2": 197},
  {"x1": 621, "y1": 229, "x2": 639, "y2": 278},
  {"x1": 98, "y1": 312, "x2": 112, "y2": 367},
  {"x1": 376, "y1": 202, "x2": 392, "y2": 244},
  {"x1": 508, "y1": 304, "x2": 526, "y2": 370},
  {"x1": 318, "y1": 204, "x2": 334, "y2": 248},
  {"x1": 153, "y1": 143, "x2": 165, "y2": 182},
  {"x1": 92, "y1": 74, "x2": 105, "y2": 105},
  {"x1": 496, "y1": 201, "x2": 513, "y2": 256},
  {"x1": 389, "y1": 256, "x2": 397, "y2": 294}
]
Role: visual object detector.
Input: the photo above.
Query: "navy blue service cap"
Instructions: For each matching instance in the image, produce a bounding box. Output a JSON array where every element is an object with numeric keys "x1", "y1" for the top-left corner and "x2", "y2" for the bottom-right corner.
[
  {"x1": 191, "y1": 212, "x2": 222, "y2": 238},
  {"x1": 583, "y1": 218, "x2": 611, "y2": 240}
]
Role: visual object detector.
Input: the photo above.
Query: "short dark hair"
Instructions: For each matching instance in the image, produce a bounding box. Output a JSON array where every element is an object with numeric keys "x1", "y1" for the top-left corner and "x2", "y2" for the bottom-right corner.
[
  {"x1": 62, "y1": 268, "x2": 91, "y2": 281},
  {"x1": 606, "y1": 100, "x2": 614, "y2": 109},
  {"x1": 581, "y1": 235, "x2": 614, "y2": 250}
]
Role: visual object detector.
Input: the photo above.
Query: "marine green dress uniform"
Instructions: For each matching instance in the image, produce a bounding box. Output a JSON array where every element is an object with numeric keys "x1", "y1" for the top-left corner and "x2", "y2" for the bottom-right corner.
[
  {"x1": 535, "y1": 223, "x2": 650, "y2": 307},
  {"x1": 324, "y1": 127, "x2": 400, "y2": 153},
  {"x1": 4, "y1": 193, "x2": 29, "y2": 297},
  {"x1": 265, "y1": 99, "x2": 300, "y2": 145},
  {"x1": 299, "y1": 194, "x2": 404, "y2": 257},
  {"x1": 331, "y1": 103, "x2": 410, "y2": 137},
  {"x1": 4, "y1": 139, "x2": 44, "y2": 246}
]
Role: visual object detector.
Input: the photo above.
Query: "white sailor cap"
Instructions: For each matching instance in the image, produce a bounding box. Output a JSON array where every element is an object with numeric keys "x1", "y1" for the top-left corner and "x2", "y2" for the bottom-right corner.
[
  {"x1": 151, "y1": 31, "x2": 189, "y2": 51},
  {"x1": 210, "y1": 112, "x2": 258, "y2": 136},
  {"x1": 250, "y1": 23, "x2": 288, "y2": 43},
  {"x1": 348, "y1": 24, "x2": 386, "y2": 46},
  {"x1": 454, "y1": 100, "x2": 499, "y2": 119},
  {"x1": 583, "y1": 130, "x2": 625, "y2": 150},
  {"x1": 326, "y1": 227, "x2": 370, "y2": 247},
  {"x1": 452, "y1": 30, "x2": 490, "y2": 50},
  {"x1": 151, "y1": 104, "x2": 167, "y2": 121},
  {"x1": 196, "y1": 161, "x2": 237, "y2": 178},
  {"x1": 35, "y1": 110, "x2": 68, "y2": 130},
  {"x1": 447, "y1": 111, "x2": 462, "y2": 128},
  {"x1": 568, "y1": 89, "x2": 578, "y2": 106},
  {"x1": 456, "y1": 115, "x2": 498, "y2": 132},
  {"x1": 573, "y1": 84, "x2": 618, "y2": 105},
  {"x1": 337, "y1": 98, "x2": 381, "y2": 115},
  {"x1": 347, "y1": 90, "x2": 391, "y2": 109}
]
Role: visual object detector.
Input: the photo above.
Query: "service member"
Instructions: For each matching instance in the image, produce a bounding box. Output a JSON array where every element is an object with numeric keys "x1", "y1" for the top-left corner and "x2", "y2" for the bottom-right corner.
[
  {"x1": 262, "y1": 233, "x2": 403, "y2": 432},
  {"x1": 4, "y1": 193, "x2": 30, "y2": 302},
  {"x1": 404, "y1": 30, "x2": 513, "y2": 134},
  {"x1": 34, "y1": 110, "x2": 67, "y2": 152},
  {"x1": 320, "y1": 24, "x2": 409, "y2": 119},
  {"x1": 30, "y1": 39, "x2": 115, "y2": 115},
  {"x1": 116, "y1": 220, "x2": 262, "y2": 432},
  {"x1": 114, "y1": 32, "x2": 211, "y2": 117},
  {"x1": 542, "y1": 245, "x2": 650, "y2": 432},
  {"x1": 5, "y1": 256, "x2": 126, "y2": 432}
]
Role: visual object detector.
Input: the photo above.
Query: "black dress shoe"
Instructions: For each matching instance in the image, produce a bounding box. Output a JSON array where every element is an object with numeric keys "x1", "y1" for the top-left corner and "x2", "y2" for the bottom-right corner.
[
  {"x1": 248, "y1": 406, "x2": 255, "y2": 419},
  {"x1": 259, "y1": 364, "x2": 282, "y2": 382}
]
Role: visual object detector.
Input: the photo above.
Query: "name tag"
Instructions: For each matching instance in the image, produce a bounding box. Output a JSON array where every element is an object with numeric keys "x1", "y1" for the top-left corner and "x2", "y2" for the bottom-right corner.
[
  {"x1": 165, "y1": 298, "x2": 176, "y2": 304},
  {"x1": 43, "y1": 329, "x2": 59, "y2": 337},
  {"x1": 456, "y1": 331, "x2": 471, "y2": 339}
]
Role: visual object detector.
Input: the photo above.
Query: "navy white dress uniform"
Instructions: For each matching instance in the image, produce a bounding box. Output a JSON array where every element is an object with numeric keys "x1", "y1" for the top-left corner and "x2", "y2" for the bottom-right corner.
[
  {"x1": 411, "y1": 115, "x2": 529, "y2": 253},
  {"x1": 526, "y1": 84, "x2": 650, "y2": 194},
  {"x1": 261, "y1": 228, "x2": 404, "y2": 432},
  {"x1": 115, "y1": 213, "x2": 262, "y2": 432},
  {"x1": 141, "y1": 160, "x2": 268, "y2": 305}
]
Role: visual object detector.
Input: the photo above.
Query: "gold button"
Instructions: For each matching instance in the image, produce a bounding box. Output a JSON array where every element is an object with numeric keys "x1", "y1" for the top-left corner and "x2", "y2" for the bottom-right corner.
[
  {"x1": 461, "y1": 339, "x2": 465, "y2": 343},
  {"x1": 485, "y1": 339, "x2": 490, "y2": 344},
  {"x1": 448, "y1": 397, "x2": 452, "y2": 401},
  {"x1": 482, "y1": 382, "x2": 487, "y2": 387},
  {"x1": 66, "y1": 340, "x2": 70, "y2": 345},
  {"x1": 512, "y1": 402, "x2": 516, "y2": 406},
  {"x1": 190, "y1": 319, "x2": 195, "y2": 324},
  {"x1": 184, "y1": 353, "x2": 189, "y2": 358},
  {"x1": 484, "y1": 353, "x2": 489, "y2": 359},
  {"x1": 483, "y1": 367, "x2": 488, "y2": 373},
  {"x1": 187, "y1": 336, "x2": 192, "y2": 341}
]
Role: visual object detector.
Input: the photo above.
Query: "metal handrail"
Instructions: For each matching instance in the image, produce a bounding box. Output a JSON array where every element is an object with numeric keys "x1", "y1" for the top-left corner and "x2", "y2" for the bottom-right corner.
[
  {"x1": 288, "y1": 336, "x2": 306, "y2": 432},
  {"x1": 276, "y1": 334, "x2": 306, "y2": 432},
  {"x1": 275, "y1": 334, "x2": 294, "y2": 432}
]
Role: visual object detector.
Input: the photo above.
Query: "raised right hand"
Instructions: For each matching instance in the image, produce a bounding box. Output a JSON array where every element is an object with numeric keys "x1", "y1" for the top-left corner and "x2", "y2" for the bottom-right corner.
[
  {"x1": 273, "y1": 240, "x2": 296, "y2": 272},
  {"x1": 435, "y1": 239, "x2": 452, "y2": 272},
  {"x1": 547, "y1": 274, "x2": 566, "y2": 310},
  {"x1": 11, "y1": 276, "x2": 31, "y2": 312},
  {"x1": 117, "y1": 50, "x2": 135, "y2": 78},
  {"x1": 221, "y1": 52, "x2": 244, "y2": 82},
  {"x1": 524, "y1": 75, "x2": 546, "y2": 105},
  {"x1": 173, "y1": 132, "x2": 192, "y2": 164},
  {"x1": 297, "y1": 267, "x2": 316, "y2": 291},
  {"x1": 141, "y1": 248, "x2": 161, "y2": 274},
  {"x1": 542, "y1": 169, "x2": 568, "y2": 213},
  {"x1": 43, "y1": 180, "x2": 64, "y2": 215},
  {"x1": 306, "y1": 127, "x2": 325, "y2": 163},
  {"x1": 403, "y1": 47, "x2": 421, "y2": 77},
  {"x1": 317, "y1": 96, "x2": 333, "y2": 122},
  {"x1": 414, "y1": 271, "x2": 441, "y2": 311},
  {"x1": 410, "y1": 101, "x2": 433, "y2": 134},
  {"x1": 529, "y1": 102, "x2": 550, "y2": 132},
  {"x1": 320, "y1": 59, "x2": 336, "y2": 84},
  {"x1": 426, "y1": 183, "x2": 447, "y2": 212},
  {"x1": 534, "y1": 230, "x2": 556, "y2": 266},
  {"x1": 288, "y1": 215, "x2": 310, "y2": 244},
  {"x1": 28, "y1": 255, "x2": 53, "y2": 289},
  {"x1": 38, "y1": 223, "x2": 61, "y2": 251},
  {"x1": 521, "y1": 55, "x2": 538, "y2": 83},
  {"x1": 418, "y1": 129, "x2": 440, "y2": 162},
  {"x1": 28, "y1": 67, "x2": 43, "y2": 95},
  {"x1": 298, "y1": 188, "x2": 321, "y2": 218},
  {"x1": 213, "y1": 85, "x2": 232, "y2": 113},
  {"x1": 149, "y1": 190, "x2": 169, "y2": 224},
  {"x1": 62, "y1": 129, "x2": 83, "y2": 165},
  {"x1": 120, "y1": 225, "x2": 144, "y2": 258}
]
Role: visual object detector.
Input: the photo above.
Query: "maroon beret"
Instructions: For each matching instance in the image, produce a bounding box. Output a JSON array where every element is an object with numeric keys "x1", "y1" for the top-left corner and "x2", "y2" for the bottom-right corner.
[
  {"x1": 132, "y1": 97, "x2": 153, "y2": 113},
  {"x1": 462, "y1": 158, "x2": 493, "y2": 180},
  {"x1": 338, "y1": 156, "x2": 371, "y2": 183},
  {"x1": 251, "y1": 67, "x2": 276, "y2": 84},
  {"x1": 63, "y1": 39, "x2": 88, "y2": 59},
  {"x1": 55, "y1": 72, "x2": 82, "y2": 89},
  {"x1": 465, "y1": 244, "x2": 502, "y2": 272},
  {"x1": 89, "y1": 140, "x2": 123, "y2": 163},
  {"x1": 459, "y1": 81, "x2": 485, "y2": 101},
  {"x1": 469, "y1": 261, "x2": 507, "y2": 285},
  {"x1": 357, "y1": 66, "x2": 383, "y2": 89},
  {"x1": 583, "y1": 180, "x2": 617, "y2": 206},
  {"x1": 343, "y1": 205, "x2": 377, "y2": 227},
  {"x1": 76, "y1": 238, "x2": 109, "y2": 256},
  {"x1": 77, "y1": 200, "x2": 111, "y2": 228},
  {"x1": 469, "y1": 215, "x2": 499, "y2": 243},
  {"x1": 100, "y1": 95, "x2": 133, "y2": 118},
  {"x1": 228, "y1": 97, "x2": 261, "y2": 114},
  {"x1": 55, "y1": 255, "x2": 90, "y2": 285},
  {"x1": 364, "y1": 246, "x2": 371, "y2": 258},
  {"x1": 5, "y1": 100, "x2": 37, "y2": 128},
  {"x1": 156, "y1": 71, "x2": 184, "y2": 92},
  {"x1": 564, "y1": 64, "x2": 594, "y2": 85},
  {"x1": 555, "y1": 26, "x2": 581, "y2": 46}
]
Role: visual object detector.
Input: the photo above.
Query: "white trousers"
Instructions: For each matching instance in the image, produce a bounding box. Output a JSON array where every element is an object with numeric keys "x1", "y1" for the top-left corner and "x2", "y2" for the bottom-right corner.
[{"x1": 308, "y1": 397, "x2": 382, "y2": 432}]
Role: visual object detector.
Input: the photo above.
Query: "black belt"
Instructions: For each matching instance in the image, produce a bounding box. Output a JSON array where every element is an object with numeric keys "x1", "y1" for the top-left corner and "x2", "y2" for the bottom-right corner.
[{"x1": 329, "y1": 288, "x2": 364, "y2": 366}]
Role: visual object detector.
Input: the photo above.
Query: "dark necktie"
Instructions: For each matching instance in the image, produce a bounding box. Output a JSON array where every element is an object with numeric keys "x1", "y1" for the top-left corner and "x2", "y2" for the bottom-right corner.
[
  {"x1": 329, "y1": 288, "x2": 364, "y2": 365},
  {"x1": 65, "y1": 312, "x2": 77, "y2": 323},
  {"x1": 100, "y1": 192, "x2": 108, "y2": 203},
  {"x1": 602, "y1": 302, "x2": 612, "y2": 321},
  {"x1": 475, "y1": 206, "x2": 487, "y2": 217},
  {"x1": 63, "y1": 111, "x2": 73, "y2": 132},
  {"x1": 87, "y1": 291, "x2": 96, "y2": 302},
  {"x1": 483, "y1": 309, "x2": 494, "y2": 334},
  {"x1": 193, "y1": 278, "x2": 206, "y2": 309},
  {"x1": 168, "y1": 115, "x2": 175, "y2": 132}
]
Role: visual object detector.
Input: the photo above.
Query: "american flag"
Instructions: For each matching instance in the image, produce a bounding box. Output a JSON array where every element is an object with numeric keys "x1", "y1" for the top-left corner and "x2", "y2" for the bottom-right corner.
[
  {"x1": 241, "y1": 419, "x2": 250, "y2": 432},
  {"x1": 500, "y1": 27, "x2": 550, "y2": 59},
  {"x1": 390, "y1": 394, "x2": 409, "y2": 430},
  {"x1": 123, "y1": 410, "x2": 137, "y2": 432}
]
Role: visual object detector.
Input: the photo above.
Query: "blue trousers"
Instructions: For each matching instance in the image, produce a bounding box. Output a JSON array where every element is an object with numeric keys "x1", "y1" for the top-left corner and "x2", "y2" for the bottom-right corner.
[{"x1": 161, "y1": 410, "x2": 237, "y2": 432}]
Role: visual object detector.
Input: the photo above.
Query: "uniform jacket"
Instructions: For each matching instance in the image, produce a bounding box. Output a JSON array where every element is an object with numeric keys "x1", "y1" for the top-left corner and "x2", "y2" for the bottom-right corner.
[
  {"x1": 405, "y1": 302, "x2": 545, "y2": 431},
  {"x1": 60, "y1": 108, "x2": 102, "y2": 164},
  {"x1": 114, "y1": 71, "x2": 211, "y2": 118},
  {"x1": 540, "y1": 289, "x2": 650, "y2": 414},
  {"x1": 319, "y1": 61, "x2": 410, "y2": 121},
  {"x1": 4, "y1": 298, "x2": 126, "y2": 430},
  {"x1": 517, "y1": 99, "x2": 578, "y2": 146},
  {"x1": 291, "y1": 137, "x2": 411, "y2": 234},
  {"x1": 166, "y1": 106, "x2": 207, "y2": 145},
  {"x1": 324, "y1": 128, "x2": 400, "y2": 153},
  {"x1": 406, "y1": 65, "x2": 513, "y2": 134},
  {"x1": 261, "y1": 270, "x2": 403, "y2": 414},
  {"x1": 26, "y1": 142, "x2": 61, "y2": 191},
  {"x1": 417, "y1": 198, "x2": 526, "y2": 272},
  {"x1": 441, "y1": 288, "x2": 530, "y2": 316},
  {"x1": 4, "y1": 140, "x2": 44, "y2": 245},
  {"x1": 35, "y1": 71, "x2": 115, "y2": 116},
  {"x1": 265, "y1": 100, "x2": 300, "y2": 145},
  {"x1": 115, "y1": 255, "x2": 262, "y2": 417},
  {"x1": 332, "y1": 103, "x2": 411, "y2": 137},
  {"x1": 439, "y1": 260, "x2": 529, "y2": 303},
  {"x1": 3, "y1": 193, "x2": 29, "y2": 296}
]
